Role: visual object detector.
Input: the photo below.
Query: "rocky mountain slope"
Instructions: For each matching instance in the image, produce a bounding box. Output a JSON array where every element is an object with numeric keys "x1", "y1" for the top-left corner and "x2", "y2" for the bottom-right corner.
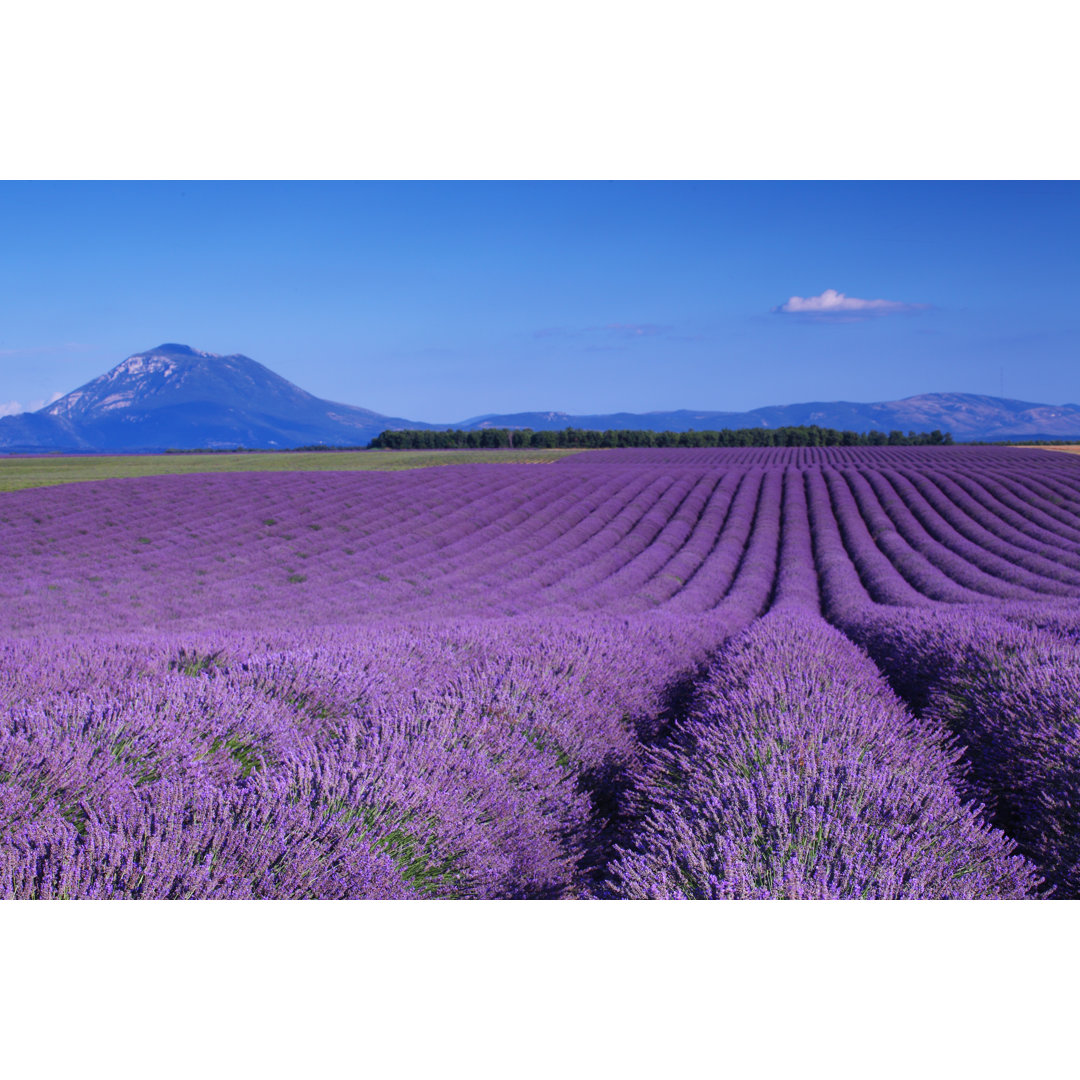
[{"x1": 0, "y1": 344, "x2": 428, "y2": 452}]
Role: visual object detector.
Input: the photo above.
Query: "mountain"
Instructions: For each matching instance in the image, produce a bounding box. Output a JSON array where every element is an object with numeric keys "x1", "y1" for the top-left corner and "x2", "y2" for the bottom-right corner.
[
  {"x1": 461, "y1": 395, "x2": 1080, "y2": 442},
  {"x1": 2, "y1": 344, "x2": 1078, "y2": 451},
  {"x1": 0, "y1": 344, "x2": 429, "y2": 452}
]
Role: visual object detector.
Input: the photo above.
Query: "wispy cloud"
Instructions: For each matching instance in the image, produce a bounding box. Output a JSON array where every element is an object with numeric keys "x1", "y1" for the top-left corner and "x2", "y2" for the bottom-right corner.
[
  {"x1": 0, "y1": 342, "x2": 93, "y2": 358},
  {"x1": 602, "y1": 323, "x2": 672, "y2": 339},
  {"x1": 534, "y1": 323, "x2": 675, "y2": 341},
  {"x1": 773, "y1": 289, "x2": 929, "y2": 322},
  {"x1": 0, "y1": 392, "x2": 62, "y2": 417}
]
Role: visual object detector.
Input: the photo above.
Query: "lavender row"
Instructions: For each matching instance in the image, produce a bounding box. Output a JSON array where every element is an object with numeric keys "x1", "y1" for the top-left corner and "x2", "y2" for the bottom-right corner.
[
  {"x1": 2, "y1": 610, "x2": 753, "y2": 898},
  {"x1": 563, "y1": 446, "x2": 1079, "y2": 470},
  {"x1": 862, "y1": 468, "x2": 1077, "y2": 598},
  {"x1": 896, "y1": 468, "x2": 1080, "y2": 586},
  {"x1": 604, "y1": 611, "x2": 1038, "y2": 899},
  {"x1": 5, "y1": 446, "x2": 1080, "y2": 900},
  {"x1": 835, "y1": 607, "x2": 1080, "y2": 896},
  {"x1": 5, "y1": 453, "x2": 1080, "y2": 636},
  {"x1": 834, "y1": 468, "x2": 989, "y2": 602}
]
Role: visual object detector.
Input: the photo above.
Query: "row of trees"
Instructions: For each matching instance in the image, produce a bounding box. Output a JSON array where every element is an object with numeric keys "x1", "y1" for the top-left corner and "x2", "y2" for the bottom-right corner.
[{"x1": 369, "y1": 425, "x2": 955, "y2": 450}]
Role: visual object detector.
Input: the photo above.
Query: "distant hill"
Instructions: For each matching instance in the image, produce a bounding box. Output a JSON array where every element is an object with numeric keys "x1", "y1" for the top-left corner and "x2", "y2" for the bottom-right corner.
[
  {"x1": 1, "y1": 344, "x2": 1078, "y2": 451},
  {"x1": 464, "y1": 395, "x2": 1080, "y2": 441}
]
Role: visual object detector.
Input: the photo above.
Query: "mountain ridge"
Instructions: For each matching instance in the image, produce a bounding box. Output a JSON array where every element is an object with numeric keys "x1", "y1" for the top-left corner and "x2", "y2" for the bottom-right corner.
[
  {"x1": 2, "y1": 344, "x2": 1078, "y2": 451},
  {"x1": 2, "y1": 344, "x2": 427, "y2": 452}
]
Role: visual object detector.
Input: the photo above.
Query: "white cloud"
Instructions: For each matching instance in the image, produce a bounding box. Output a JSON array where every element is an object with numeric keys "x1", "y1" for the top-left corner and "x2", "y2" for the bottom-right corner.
[
  {"x1": 0, "y1": 392, "x2": 62, "y2": 417},
  {"x1": 774, "y1": 288, "x2": 927, "y2": 320}
]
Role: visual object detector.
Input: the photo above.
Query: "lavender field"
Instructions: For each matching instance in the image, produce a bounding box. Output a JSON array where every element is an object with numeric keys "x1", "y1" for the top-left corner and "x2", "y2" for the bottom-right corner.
[{"x1": 3, "y1": 445, "x2": 1080, "y2": 899}]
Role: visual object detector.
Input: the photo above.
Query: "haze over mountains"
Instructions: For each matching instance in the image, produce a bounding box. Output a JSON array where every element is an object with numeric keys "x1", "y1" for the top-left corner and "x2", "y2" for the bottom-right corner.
[{"x1": 1, "y1": 344, "x2": 1078, "y2": 452}]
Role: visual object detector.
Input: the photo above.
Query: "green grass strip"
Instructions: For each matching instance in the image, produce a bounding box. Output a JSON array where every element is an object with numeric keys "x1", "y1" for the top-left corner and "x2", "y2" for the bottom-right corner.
[{"x1": 0, "y1": 447, "x2": 586, "y2": 492}]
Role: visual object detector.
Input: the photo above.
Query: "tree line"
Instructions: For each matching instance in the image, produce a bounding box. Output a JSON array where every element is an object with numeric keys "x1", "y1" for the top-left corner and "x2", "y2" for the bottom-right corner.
[{"x1": 368, "y1": 425, "x2": 955, "y2": 449}]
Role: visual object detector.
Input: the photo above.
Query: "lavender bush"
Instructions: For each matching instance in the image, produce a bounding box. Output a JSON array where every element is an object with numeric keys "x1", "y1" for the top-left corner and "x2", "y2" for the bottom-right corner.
[
  {"x1": 605, "y1": 611, "x2": 1039, "y2": 899},
  {"x1": 3, "y1": 445, "x2": 1079, "y2": 898}
]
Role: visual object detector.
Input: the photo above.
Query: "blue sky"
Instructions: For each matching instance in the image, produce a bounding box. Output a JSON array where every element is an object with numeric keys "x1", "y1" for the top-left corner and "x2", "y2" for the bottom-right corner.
[{"x1": 1, "y1": 181, "x2": 1077, "y2": 421}]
